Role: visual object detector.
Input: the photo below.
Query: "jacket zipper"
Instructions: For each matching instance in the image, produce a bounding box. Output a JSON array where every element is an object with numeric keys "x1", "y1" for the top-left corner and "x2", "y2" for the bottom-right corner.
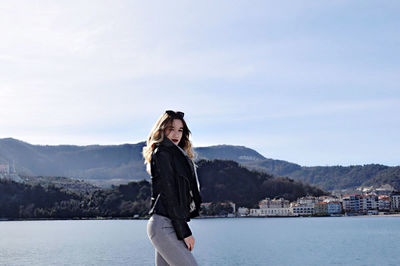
[
  {"x1": 154, "y1": 193, "x2": 161, "y2": 204},
  {"x1": 152, "y1": 193, "x2": 161, "y2": 210}
]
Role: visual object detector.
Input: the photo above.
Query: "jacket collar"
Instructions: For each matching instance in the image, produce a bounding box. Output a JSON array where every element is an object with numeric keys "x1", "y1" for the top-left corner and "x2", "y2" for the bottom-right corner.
[
  {"x1": 160, "y1": 138, "x2": 190, "y2": 160},
  {"x1": 159, "y1": 137, "x2": 176, "y2": 147}
]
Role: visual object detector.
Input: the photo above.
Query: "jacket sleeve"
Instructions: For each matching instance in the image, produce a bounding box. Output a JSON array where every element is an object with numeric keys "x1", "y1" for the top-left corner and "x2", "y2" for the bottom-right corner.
[{"x1": 153, "y1": 149, "x2": 192, "y2": 240}]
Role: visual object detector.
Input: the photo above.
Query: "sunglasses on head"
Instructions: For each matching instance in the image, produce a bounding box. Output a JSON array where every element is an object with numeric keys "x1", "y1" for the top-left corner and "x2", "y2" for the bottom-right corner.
[{"x1": 165, "y1": 110, "x2": 184, "y2": 118}]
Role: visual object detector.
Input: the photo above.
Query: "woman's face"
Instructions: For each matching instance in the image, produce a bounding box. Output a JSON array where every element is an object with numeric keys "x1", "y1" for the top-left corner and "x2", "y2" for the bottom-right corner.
[{"x1": 165, "y1": 119, "x2": 184, "y2": 145}]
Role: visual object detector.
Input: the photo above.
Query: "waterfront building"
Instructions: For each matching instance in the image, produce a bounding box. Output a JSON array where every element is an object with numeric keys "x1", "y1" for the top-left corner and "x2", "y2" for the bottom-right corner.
[
  {"x1": 342, "y1": 195, "x2": 361, "y2": 213},
  {"x1": 342, "y1": 194, "x2": 380, "y2": 214},
  {"x1": 314, "y1": 202, "x2": 328, "y2": 215},
  {"x1": 249, "y1": 208, "x2": 261, "y2": 216},
  {"x1": 378, "y1": 195, "x2": 391, "y2": 211},
  {"x1": 359, "y1": 194, "x2": 378, "y2": 212},
  {"x1": 249, "y1": 198, "x2": 295, "y2": 217},
  {"x1": 318, "y1": 196, "x2": 342, "y2": 215},
  {"x1": 259, "y1": 198, "x2": 290, "y2": 209},
  {"x1": 258, "y1": 207, "x2": 294, "y2": 216},
  {"x1": 390, "y1": 192, "x2": 400, "y2": 211},
  {"x1": 291, "y1": 196, "x2": 317, "y2": 215},
  {"x1": 327, "y1": 201, "x2": 342, "y2": 214},
  {"x1": 291, "y1": 203, "x2": 314, "y2": 215}
]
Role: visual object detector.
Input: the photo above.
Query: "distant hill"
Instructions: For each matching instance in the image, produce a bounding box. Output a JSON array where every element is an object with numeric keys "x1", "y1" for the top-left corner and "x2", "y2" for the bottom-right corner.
[
  {"x1": 1, "y1": 138, "x2": 291, "y2": 186},
  {"x1": 0, "y1": 138, "x2": 148, "y2": 186},
  {"x1": 0, "y1": 137, "x2": 399, "y2": 190}
]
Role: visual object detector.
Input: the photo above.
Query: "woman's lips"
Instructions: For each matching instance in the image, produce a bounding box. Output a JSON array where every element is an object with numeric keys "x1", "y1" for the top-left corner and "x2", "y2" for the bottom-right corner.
[{"x1": 173, "y1": 139, "x2": 179, "y2": 142}]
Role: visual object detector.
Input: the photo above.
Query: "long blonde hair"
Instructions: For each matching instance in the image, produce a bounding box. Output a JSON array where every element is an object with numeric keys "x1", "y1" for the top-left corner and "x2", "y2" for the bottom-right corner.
[{"x1": 142, "y1": 111, "x2": 195, "y2": 175}]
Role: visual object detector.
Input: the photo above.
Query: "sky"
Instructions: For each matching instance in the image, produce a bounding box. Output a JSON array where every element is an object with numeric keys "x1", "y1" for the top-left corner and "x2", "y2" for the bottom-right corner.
[{"x1": 0, "y1": 1, "x2": 399, "y2": 166}]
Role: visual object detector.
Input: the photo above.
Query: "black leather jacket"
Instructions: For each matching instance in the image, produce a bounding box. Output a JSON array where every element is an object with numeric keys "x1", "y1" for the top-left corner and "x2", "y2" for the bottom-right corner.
[{"x1": 148, "y1": 137, "x2": 202, "y2": 240}]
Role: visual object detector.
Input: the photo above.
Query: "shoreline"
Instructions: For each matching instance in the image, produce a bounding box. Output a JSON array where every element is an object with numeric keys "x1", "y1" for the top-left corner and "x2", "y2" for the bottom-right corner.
[
  {"x1": 2, "y1": 213, "x2": 400, "y2": 222},
  {"x1": 359, "y1": 213, "x2": 400, "y2": 217}
]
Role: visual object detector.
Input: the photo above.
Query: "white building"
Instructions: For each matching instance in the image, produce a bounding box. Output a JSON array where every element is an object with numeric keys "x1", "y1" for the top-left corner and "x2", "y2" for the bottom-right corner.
[
  {"x1": 359, "y1": 194, "x2": 378, "y2": 212},
  {"x1": 249, "y1": 209, "x2": 262, "y2": 216},
  {"x1": 291, "y1": 204, "x2": 314, "y2": 215},
  {"x1": 290, "y1": 196, "x2": 317, "y2": 215},
  {"x1": 249, "y1": 197, "x2": 295, "y2": 217},
  {"x1": 258, "y1": 208, "x2": 294, "y2": 216}
]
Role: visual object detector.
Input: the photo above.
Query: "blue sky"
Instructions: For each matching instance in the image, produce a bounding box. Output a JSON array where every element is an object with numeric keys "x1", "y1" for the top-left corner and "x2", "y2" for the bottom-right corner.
[{"x1": 0, "y1": 1, "x2": 399, "y2": 166}]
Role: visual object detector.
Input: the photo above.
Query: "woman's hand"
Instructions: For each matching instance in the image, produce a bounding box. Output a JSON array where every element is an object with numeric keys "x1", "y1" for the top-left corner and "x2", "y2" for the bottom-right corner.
[{"x1": 184, "y1": 235, "x2": 195, "y2": 251}]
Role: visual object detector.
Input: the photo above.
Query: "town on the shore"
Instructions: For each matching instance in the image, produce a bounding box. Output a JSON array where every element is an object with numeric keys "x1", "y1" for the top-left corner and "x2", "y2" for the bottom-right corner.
[{"x1": 201, "y1": 186, "x2": 400, "y2": 218}]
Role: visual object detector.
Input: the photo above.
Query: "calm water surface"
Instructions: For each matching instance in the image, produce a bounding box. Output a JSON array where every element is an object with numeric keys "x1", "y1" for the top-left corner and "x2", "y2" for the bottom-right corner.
[{"x1": 0, "y1": 217, "x2": 399, "y2": 266}]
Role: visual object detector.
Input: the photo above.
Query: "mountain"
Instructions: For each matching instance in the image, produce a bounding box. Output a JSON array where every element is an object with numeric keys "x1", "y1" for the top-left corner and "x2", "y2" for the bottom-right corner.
[
  {"x1": 2, "y1": 138, "x2": 296, "y2": 186},
  {"x1": 1, "y1": 138, "x2": 399, "y2": 190},
  {"x1": 0, "y1": 138, "x2": 147, "y2": 186}
]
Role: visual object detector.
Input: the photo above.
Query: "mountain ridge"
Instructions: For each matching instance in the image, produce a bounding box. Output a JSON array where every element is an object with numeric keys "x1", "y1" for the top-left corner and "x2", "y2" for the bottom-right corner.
[{"x1": 1, "y1": 137, "x2": 399, "y2": 190}]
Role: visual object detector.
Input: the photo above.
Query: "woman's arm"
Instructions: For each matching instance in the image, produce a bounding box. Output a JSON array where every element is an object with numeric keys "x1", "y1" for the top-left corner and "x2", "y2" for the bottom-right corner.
[{"x1": 153, "y1": 149, "x2": 192, "y2": 240}]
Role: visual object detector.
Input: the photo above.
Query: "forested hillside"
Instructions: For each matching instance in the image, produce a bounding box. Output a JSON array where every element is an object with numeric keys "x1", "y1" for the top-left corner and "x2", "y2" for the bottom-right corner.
[
  {"x1": 0, "y1": 159, "x2": 326, "y2": 219},
  {"x1": 198, "y1": 160, "x2": 326, "y2": 208}
]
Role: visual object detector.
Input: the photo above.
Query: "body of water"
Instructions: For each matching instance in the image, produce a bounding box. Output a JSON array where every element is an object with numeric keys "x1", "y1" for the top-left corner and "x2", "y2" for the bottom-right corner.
[{"x1": 0, "y1": 216, "x2": 399, "y2": 265}]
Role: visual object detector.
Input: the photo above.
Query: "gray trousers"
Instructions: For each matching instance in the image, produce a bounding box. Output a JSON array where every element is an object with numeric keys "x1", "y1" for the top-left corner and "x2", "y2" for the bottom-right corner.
[{"x1": 147, "y1": 214, "x2": 199, "y2": 266}]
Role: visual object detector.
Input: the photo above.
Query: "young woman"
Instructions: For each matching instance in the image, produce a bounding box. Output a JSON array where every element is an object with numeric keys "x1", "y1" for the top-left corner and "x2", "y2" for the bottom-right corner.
[{"x1": 143, "y1": 110, "x2": 202, "y2": 266}]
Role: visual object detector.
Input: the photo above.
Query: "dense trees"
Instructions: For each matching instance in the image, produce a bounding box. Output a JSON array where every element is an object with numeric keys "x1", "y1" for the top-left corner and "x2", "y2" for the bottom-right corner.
[
  {"x1": 197, "y1": 160, "x2": 326, "y2": 208},
  {"x1": 0, "y1": 159, "x2": 326, "y2": 219},
  {"x1": 0, "y1": 178, "x2": 151, "y2": 219}
]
